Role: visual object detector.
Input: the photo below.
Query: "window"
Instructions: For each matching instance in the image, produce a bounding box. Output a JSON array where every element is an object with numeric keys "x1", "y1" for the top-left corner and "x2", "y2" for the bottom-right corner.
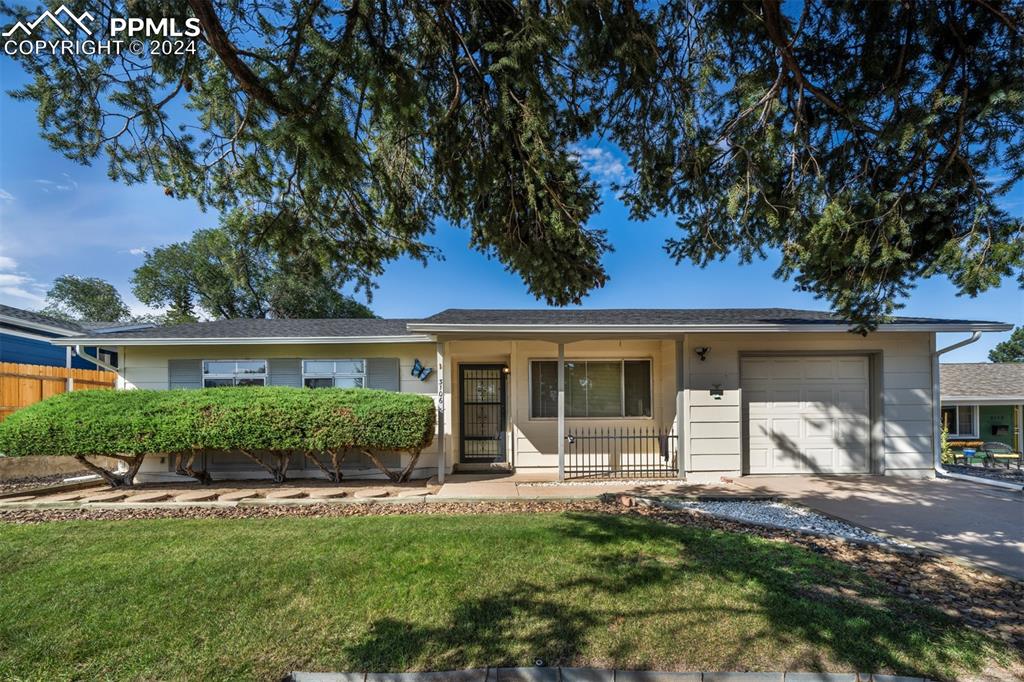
[
  {"x1": 302, "y1": 359, "x2": 366, "y2": 389},
  {"x1": 202, "y1": 360, "x2": 267, "y2": 387},
  {"x1": 941, "y1": 405, "x2": 976, "y2": 437},
  {"x1": 530, "y1": 359, "x2": 652, "y2": 418}
]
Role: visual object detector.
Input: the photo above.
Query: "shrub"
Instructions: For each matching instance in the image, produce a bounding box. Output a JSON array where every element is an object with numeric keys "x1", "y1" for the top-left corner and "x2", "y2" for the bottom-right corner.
[{"x1": 0, "y1": 387, "x2": 436, "y2": 486}]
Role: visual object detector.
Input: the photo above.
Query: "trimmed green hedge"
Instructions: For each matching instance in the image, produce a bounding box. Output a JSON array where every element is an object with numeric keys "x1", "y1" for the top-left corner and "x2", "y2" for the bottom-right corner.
[{"x1": 0, "y1": 387, "x2": 436, "y2": 458}]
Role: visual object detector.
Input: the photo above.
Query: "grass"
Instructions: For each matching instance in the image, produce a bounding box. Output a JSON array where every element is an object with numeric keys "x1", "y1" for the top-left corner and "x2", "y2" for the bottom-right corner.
[{"x1": 0, "y1": 511, "x2": 1012, "y2": 680}]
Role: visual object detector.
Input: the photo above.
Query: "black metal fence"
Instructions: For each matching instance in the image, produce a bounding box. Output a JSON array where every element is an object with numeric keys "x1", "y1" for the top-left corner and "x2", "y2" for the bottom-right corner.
[{"x1": 564, "y1": 427, "x2": 679, "y2": 480}]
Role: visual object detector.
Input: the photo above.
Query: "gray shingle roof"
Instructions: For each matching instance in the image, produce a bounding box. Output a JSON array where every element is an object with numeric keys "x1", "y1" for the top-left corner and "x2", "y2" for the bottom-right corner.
[
  {"x1": 0, "y1": 303, "x2": 86, "y2": 334},
  {"x1": 941, "y1": 363, "x2": 1024, "y2": 400},
  {"x1": 65, "y1": 317, "x2": 421, "y2": 340},
  {"x1": 414, "y1": 308, "x2": 1003, "y2": 327}
]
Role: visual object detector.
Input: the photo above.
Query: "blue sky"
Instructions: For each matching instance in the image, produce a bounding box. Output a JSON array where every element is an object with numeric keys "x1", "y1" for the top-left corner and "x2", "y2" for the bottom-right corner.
[{"x1": 1, "y1": 57, "x2": 1021, "y2": 362}]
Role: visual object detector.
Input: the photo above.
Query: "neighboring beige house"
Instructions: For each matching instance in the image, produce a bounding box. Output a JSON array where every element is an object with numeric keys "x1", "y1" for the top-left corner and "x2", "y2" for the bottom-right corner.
[{"x1": 50, "y1": 308, "x2": 1011, "y2": 483}]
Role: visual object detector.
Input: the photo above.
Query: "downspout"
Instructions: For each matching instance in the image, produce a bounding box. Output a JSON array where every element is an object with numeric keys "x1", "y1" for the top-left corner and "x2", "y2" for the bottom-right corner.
[
  {"x1": 73, "y1": 345, "x2": 128, "y2": 476},
  {"x1": 74, "y1": 345, "x2": 118, "y2": 374},
  {"x1": 932, "y1": 332, "x2": 1024, "y2": 492}
]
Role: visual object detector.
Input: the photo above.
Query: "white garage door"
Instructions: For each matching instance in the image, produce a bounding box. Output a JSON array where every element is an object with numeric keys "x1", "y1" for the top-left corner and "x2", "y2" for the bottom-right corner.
[{"x1": 742, "y1": 356, "x2": 871, "y2": 474}]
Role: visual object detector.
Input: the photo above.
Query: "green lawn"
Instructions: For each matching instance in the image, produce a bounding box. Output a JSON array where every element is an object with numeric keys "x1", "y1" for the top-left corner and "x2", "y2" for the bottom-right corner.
[{"x1": 0, "y1": 511, "x2": 1010, "y2": 680}]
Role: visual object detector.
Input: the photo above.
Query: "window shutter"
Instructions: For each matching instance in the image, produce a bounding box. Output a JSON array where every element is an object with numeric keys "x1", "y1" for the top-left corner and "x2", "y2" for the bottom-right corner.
[
  {"x1": 268, "y1": 358, "x2": 302, "y2": 387},
  {"x1": 168, "y1": 359, "x2": 201, "y2": 389},
  {"x1": 366, "y1": 357, "x2": 400, "y2": 391}
]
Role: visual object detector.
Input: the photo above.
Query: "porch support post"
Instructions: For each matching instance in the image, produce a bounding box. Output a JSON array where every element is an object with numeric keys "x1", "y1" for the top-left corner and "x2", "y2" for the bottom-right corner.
[
  {"x1": 557, "y1": 342, "x2": 565, "y2": 481},
  {"x1": 436, "y1": 341, "x2": 447, "y2": 484},
  {"x1": 675, "y1": 337, "x2": 686, "y2": 479}
]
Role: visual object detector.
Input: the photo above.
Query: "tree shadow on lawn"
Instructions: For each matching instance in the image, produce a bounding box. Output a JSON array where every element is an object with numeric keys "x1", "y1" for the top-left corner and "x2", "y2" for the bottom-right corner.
[{"x1": 340, "y1": 512, "x2": 1002, "y2": 680}]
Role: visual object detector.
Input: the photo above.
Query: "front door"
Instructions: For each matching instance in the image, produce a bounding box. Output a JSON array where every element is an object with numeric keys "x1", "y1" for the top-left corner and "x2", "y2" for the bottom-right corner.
[{"x1": 459, "y1": 364, "x2": 507, "y2": 464}]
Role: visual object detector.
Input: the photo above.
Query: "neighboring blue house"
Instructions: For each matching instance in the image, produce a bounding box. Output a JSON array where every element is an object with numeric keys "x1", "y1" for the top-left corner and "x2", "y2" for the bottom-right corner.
[{"x1": 0, "y1": 304, "x2": 151, "y2": 370}]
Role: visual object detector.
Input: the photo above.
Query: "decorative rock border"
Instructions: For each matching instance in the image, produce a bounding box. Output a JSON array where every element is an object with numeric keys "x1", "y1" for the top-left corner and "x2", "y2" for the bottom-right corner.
[{"x1": 290, "y1": 669, "x2": 931, "y2": 681}]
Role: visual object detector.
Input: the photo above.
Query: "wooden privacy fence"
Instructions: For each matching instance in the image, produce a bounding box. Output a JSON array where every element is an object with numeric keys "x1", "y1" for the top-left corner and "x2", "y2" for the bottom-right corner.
[{"x1": 0, "y1": 362, "x2": 117, "y2": 422}]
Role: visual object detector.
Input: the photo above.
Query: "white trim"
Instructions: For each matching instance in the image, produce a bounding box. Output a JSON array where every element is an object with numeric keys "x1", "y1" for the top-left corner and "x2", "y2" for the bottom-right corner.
[
  {"x1": 0, "y1": 313, "x2": 84, "y2": 336},
  {"x1": 49, "y1": 334, "x2": 434, "y2": 346},
  {"x1": 942, "y1": 396, "x2": 1024, "y2": 404},
  {"x1": 0, "y1": 326, "x2": 58, "y2": 342}
]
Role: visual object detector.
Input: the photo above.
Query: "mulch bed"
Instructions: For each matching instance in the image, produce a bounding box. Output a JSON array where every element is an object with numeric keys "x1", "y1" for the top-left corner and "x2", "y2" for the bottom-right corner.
[
  {"x1": 1, "y1": 497, "x2": 1022, "y2": 651},
  {"x1": 944, "y1": 464, "x2": 1024, "y2": 484}
]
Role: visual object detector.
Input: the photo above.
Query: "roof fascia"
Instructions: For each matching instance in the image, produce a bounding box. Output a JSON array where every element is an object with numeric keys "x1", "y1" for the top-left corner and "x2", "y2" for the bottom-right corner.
[
  {"x1": 49, "y1": 334, "x2": 435, "y2": 346},
  {"x1": 407, "y1": 322, "x2": 1013, "y2": 334},
  {"x1": 0, "y1": 313, "x2": 83, "y2": 336}
]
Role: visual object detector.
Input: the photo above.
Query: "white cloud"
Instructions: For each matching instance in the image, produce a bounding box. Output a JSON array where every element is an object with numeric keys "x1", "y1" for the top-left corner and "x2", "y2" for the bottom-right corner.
[
  {"x1": 0, "y1": 188, "x2": 14, "y2": 203},
  {"x1": 569, "y1": 144, "x2": 631, "y2": 188},
  {"x1": 0, "y1": 261, "x2": 46, "y2": 308},
  {"x1": 34, "y1": 173, "x2": 78, "y2": 193},
  {"x1": 127, "y1": 247, "x2": 146, "y2": 256}
]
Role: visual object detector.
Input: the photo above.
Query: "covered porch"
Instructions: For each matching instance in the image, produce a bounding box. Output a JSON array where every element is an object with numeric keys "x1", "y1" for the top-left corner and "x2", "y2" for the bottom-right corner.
[{"x1": 430, "y1": 336, "x2": 687, "y2": 483}]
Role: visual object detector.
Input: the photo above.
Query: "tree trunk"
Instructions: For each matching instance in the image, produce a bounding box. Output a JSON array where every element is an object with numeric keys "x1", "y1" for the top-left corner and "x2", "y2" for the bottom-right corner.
[
  {"x1": 74, "y1": 454, "x2": 145, "y2": 488},
  {"x1": 238, "y1": 448, "x2": 277, "y2": 481},
  {"x1": 176, "y1": 450, "x2": 213, "y2": 485},
  {"x1": 358, "y1": 449, "x2": 421, "y2": 483},
  {"x1": 305, "y1": 451, "x2": 343, "y2": 483},
  {"x1": 238, "y1": 449, "x2": 290, "y2": 483},
  {"x1": 330, "y1": 449, "x2": 344, "y2": 482},
  {"x1": 394, "y1": 449, "x2": 423, "y2": 483}
]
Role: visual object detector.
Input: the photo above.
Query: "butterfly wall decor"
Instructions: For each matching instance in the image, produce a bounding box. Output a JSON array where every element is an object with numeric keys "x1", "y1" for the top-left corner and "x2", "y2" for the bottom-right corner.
[{"x1": 410, "y1": 358, "x2": 433, "y2": 381}]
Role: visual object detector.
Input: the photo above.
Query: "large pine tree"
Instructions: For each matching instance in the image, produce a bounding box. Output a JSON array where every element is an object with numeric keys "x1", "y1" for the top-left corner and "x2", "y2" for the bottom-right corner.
[{"x1": 7, "y1": 0, "x2": 1023, "y2": 329}]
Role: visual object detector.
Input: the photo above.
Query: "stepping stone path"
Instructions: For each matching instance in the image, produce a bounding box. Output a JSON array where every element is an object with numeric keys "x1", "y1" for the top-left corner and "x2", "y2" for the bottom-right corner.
[
  {"x1": 396, "y1": 489, "x2": 431, "y2": 498},
  {"x1": 353, "y1": 488, "x2": 390, "y2": 499},
  {"x1": 175, "y1": 490, "x2": 220, "y2": 502},
  {"x1": 82, "y1": 491, "x2": 130, "y2": 503},
  {"x1": 306, "y1": 489, "x2": 348, "y2": 499},
  {"x1": 43, "y1": 491, "x2": 92, "y2": 502},
  {"x1": 217, "y1": 490, "x2": 260, "y2": 502},
  {"x1": 265, "y1": 489, "x2": 308, "y2": 500},
  {"x1": 124, "y1": 491, "x2": 173, "y2": 503}
]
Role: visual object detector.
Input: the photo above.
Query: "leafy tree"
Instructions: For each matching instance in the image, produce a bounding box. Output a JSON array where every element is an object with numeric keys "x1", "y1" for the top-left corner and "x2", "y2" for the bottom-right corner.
[
  {"x1": 988, "y1": 327, "x2": 1024, "y2": 363},
  {"x1": 8, "y1": 0, "x2": 1024, "y2": 329},
  {"x1": 42, "y1": 275, "x2": 132, "y2": 323},
  {"x1": 131, "y1": 211, "x2": 375, "y2": 320}
]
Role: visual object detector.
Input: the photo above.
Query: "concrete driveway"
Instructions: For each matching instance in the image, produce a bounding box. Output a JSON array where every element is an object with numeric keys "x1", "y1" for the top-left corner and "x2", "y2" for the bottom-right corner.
[{"x1": 736, "y1": 475, "x2": 1024, "y2": 579}]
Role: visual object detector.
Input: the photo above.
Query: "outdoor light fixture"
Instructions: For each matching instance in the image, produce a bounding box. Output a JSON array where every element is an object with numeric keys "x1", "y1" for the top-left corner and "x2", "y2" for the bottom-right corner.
[
  {"x1": 694, "y1": 347, "x2": 710, "y2": 361},
  {"x1": 502, "y1": 366, "x2": 510, "y2": 374}
]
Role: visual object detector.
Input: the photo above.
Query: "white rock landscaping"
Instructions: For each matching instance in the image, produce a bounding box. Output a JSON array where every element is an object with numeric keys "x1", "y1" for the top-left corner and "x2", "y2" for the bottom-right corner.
[{"x1": 659, "y1": 499, "x2": 910, "y2": 547}]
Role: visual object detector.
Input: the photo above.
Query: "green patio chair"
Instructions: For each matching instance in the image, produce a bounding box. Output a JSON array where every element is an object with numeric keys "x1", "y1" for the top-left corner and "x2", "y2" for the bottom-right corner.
[{"x1": 980, "y1": 441, "x2": 1023, "y2": 469}]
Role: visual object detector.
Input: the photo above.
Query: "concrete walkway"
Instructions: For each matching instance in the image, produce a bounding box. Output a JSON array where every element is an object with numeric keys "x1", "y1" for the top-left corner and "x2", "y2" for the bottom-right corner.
[
  {"x1": 433, "y1": 473, "x2": 734, "y2": 500},
  {"x1": 734, "y1": 475, "x2": 1024, "y2": 580}
]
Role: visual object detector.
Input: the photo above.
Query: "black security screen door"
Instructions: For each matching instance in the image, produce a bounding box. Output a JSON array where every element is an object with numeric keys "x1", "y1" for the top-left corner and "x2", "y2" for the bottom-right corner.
[{"x1": 459, "y1": 365, "x2": 507, "y2": 463}]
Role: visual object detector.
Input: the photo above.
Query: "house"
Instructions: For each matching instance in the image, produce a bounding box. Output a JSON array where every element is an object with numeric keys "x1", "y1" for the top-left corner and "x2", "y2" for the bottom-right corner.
[
  {"x1": 47, "y1": 308, "x2": 1011, "y2": 483},
  {"x1": 0, "y1": 303, "x2": 138, "y2": 370},
  {"x1": 940, "y1": 363, "x2": 1024, "y2": 453}
]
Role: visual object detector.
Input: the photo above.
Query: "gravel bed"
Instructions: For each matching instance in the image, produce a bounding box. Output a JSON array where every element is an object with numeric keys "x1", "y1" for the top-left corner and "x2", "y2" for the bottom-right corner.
[
  {"x1": 663, "y1": 499, "x2": 909, "y2": 547},
  {"x1": 943, "y1": 464, "x2": 1024, "y2": 484},
  {"x1": 0, "y1": 472, "x2": 90, "y2": 494}
]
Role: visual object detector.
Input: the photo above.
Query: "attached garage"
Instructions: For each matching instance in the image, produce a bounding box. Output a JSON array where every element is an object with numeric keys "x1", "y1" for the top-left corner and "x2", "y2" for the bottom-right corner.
[{"x1": 742, "y1": 355, "x2": 872, "y2": 474}]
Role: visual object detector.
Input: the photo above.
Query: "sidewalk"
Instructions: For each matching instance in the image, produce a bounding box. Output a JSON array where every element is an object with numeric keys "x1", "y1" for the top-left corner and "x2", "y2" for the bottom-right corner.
[{"x1": 432, "y1": 473, "x2": 740, "y2": 500}]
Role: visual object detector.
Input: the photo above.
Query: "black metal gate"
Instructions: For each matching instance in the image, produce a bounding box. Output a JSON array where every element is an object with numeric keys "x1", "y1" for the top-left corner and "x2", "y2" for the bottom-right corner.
[
  {"x1": 459, "y1": 364, "x2": 507, "y2": 463},
  {"x1": 565, "y1": 427, "x2": 678, "y2": 479}
]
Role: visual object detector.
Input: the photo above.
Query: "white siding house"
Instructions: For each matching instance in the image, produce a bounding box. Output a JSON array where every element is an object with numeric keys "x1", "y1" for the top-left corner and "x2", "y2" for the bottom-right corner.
[{"x1": 51, "y1": 308, "x2": 1011, "y2": 483}]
